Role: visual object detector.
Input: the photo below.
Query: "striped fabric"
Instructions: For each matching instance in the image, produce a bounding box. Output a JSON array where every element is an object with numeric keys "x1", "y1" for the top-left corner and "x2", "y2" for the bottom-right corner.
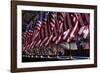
[{"x1": 22, "y1": 12, "x2": 90, "y2": 51}]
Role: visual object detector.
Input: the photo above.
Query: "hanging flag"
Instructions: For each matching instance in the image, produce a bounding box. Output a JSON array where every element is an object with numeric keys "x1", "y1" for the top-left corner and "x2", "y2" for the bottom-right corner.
[
  {"x1": 78, "y1": 13, "x2": 90, "y2": 38},
  {"x1": 44, "y1": 12, "x2": 55, "y2": 46},
  {"x1": 80, "y1": 13, "x2": 89, "y2": 26},
  {"x1": 69, "y1": 13, "x2": 79, "y2": 41},
  {"x1": 82, "y1": 25, "x2": 89, "y2": 39},
  {"x1": 57, "y1": 12, "x2": 64, "y2": 33},
  {"x1": 63, "y1": 13, "x2": 79, "y2": 42},
  {"x1": 39, "y1": 12, "x2": 50, "y2": 47},
  {"x1": 49, "y1": 12, "x2": 56, "y2": 30},
  {"x1": 54, "y1": 12, "x2": 65, "y2": 44}
]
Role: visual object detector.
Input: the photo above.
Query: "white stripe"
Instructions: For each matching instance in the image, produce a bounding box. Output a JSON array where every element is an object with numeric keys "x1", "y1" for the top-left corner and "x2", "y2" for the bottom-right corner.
[
  {"x1": 32, "y1": 41, "x2": 37, "y2": 48},
  {"x1": 59, "y1": 23, "x2": 63, "y2": 30},
  {"x1": 37, "y1": 23, "x2": 41, "y2": 27},
  {"x1": 50, "y1": 22, "x2": 55, "y2": 27},
  {"x1": 52, "y1": 36, "x2": 57, "y2": 41},
  {"x1": 36, "y1": 40, "x2": 41, "y2": 46},
  {"x1": 73, "y1": 17, "x2": 76, "y2": 22},
  {"x1": 63, "y1": 29, "x2": 70, "y2": 40},
  {"x1": 67, "y1": 38, "x2": 70, "y2": 42},
  {"x1": 40, "y1": 37, "x2": 48, "y2": 47},
  {"x1": 55, "y1": 35, "x2": 62, "y2": 44},
  {"x1": 78, "y1": 26, "x2": 85, "y2": 35},
  {"x1": 36, "y1": 27, "x2": 41, "y2": 30},
  {"x1": 70, "y1": 21, "x2": 78, "y2": 38},
  {"x1": 45, "y1": 35, "x2": 53, "y2": 46},
  {"x1": 83, "y1": 27, "x2": 89, "y2": 38},
  {"x1": 51, "y1": 18, "x2": 55, "y2": 23},
  {"x1": 32, "y1": 31, "x2": 39, "y2": 41}
]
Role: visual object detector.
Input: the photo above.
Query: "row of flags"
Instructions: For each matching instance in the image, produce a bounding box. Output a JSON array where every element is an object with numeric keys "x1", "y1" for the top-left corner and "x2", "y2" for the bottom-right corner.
[{"x1": 22, "y1": 12, "x2": 90, "y2": 51}]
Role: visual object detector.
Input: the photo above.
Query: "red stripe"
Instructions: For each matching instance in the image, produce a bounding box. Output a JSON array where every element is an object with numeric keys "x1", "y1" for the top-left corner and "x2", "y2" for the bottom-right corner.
[
  {"x1": 80, "y1": 13, "x2": 89, "y2": 26},
  {"x1": 82, "y1": 25, "x2": 89, "y2": 39},
  {"x1": 65, "y1": 28, "x2": 72, "y2": 42},
  {"x1": 63, "y1": 14, "x2": 68, "y2": 32},
  {"x1": 57, "y1": 12, "x2": 64, "y2": 34},
  {"x1": 32, "y1": 30, "x2": 39, "y2": 42},
  {"x1": 69, "y1": 13, "x2": 77, "y2": 27},
  {"x1": 40, "y1": 37, "x2": 48, "y2": 47},
  {"x1": 69, "y1": 14, "x2": 78, "y2": 41},
  {"x1": 55, "y1": 34, "x2": 62, "y2": 44},
  {"x1": 40, "y1": 24, "x2": 45, "y2": 39},
  {"x1": 70, "y1": 21, "x2": 78, "y2": 41},
  {"x1": 35, "y1": 21, "x2": 42, "y2": 30},
  {"x1": 45, "y1": 35, "x2": 53, "y2": 46},
  {"x1": 43, "y1": 19, "x2": 48, "y2": 37}
]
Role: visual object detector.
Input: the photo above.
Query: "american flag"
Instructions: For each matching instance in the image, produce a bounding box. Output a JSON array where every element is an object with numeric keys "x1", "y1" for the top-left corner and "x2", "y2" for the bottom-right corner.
[
  {"x1": 57, "y1": 12, "x2": 64, "y2": 33},
  {"x1": 78, "y1": 13, "x2": 90, "y2": 39},
  {"x1": 42, "y1": 12, "x2": 56, "y2": 46},
  {"x1": 54, "y1": 12, "x2": 65, "y2": 44},
  {"x1": 68, "y1": 13, "x2": 79, "y2": 41},
  {"x1": 48, "y1": 12, "x2": 56, "y2": 30},
  {"x1": 39, "y1": 13, "x2": 48, "y2": 47},
  {"x1": 22, "y1": 12, "x2": 90, "y2": 50},
  {"x1": 62, "y1": 13, "x2": 79, "y2": 42}
]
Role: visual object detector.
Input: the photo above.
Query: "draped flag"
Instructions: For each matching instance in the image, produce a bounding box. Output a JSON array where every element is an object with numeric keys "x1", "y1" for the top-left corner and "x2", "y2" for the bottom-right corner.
[{"x1": 63, "y1": 13, "x2": 79, "y2": 42}]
